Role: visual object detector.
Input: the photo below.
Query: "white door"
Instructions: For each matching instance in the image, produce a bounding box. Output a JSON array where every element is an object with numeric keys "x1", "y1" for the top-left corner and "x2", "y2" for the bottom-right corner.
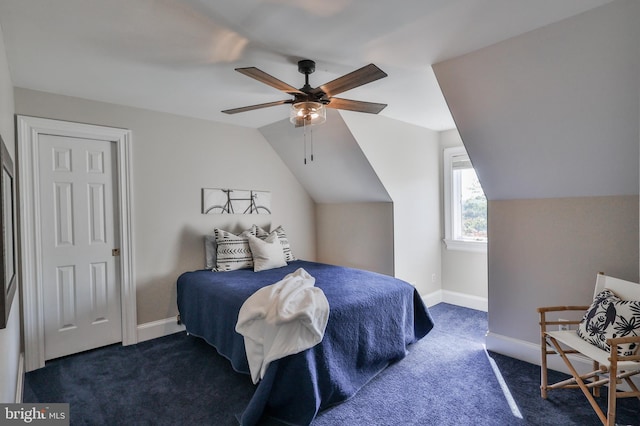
[{"x1": 39, "y1": 134, "x2": 122, "y2": 360}]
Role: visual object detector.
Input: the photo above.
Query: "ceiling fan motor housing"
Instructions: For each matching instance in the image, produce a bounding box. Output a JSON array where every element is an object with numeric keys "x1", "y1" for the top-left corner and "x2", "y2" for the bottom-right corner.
[
  {"x1": 297, "y1": 60, "x2": 316, "y2": 75},
  {"x1": 297, "y1": 59, "x2": 322, "y2": 100}
]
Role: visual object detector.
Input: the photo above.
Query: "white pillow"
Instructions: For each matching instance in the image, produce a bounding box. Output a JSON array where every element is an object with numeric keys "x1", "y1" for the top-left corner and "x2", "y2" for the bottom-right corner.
[
  {"x1": 213, "y1": 228, "x2": 254, "y2": 271},
  {"x1": 253, "y1": 225, "x2": 297, "y2": 262},
  {"x1": 247, "y1": 232, "x2": 287, "y2": 272}
]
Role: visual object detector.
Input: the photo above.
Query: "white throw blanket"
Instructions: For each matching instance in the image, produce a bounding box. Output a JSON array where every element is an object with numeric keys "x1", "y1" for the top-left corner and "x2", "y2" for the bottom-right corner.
[{"x1": 235, "y1": 268, "x2": 330, "y2": 384}]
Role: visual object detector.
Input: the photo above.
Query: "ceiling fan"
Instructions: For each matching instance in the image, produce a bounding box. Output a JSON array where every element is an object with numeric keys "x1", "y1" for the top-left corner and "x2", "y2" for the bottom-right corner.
[{"x1": 222, "y1": 60, "x2": 388, "y2": 126}]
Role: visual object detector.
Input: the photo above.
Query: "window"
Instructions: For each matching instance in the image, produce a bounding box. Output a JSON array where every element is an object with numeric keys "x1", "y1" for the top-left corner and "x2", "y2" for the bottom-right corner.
[{"x1": 443, "y1": 146, "x2": 487, "y2": 252}]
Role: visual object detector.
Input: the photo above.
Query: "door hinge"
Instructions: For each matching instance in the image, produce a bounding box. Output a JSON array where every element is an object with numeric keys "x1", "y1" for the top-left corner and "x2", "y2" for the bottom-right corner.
[{"x1": 112, "y1": 248, "x2": 120, "y2": 257}]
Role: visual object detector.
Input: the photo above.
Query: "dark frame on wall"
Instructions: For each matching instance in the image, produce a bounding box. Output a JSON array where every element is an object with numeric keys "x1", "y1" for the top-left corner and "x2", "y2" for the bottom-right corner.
[{"x1": 0, "y1": 133, "x2": 17, "y2": 329}]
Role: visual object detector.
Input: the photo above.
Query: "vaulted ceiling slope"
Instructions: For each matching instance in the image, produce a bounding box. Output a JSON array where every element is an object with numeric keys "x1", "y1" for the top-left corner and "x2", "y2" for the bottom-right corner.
[
  {"x1": 0, "y1": 0, "x2": 614, "y2": 131},
  {"x1": 259, "y1": 110, "x2": 391, "y2": 204},
  {"x1": 434, "y1": 0, "x2": 639, "y2": 201},
  {"x1": 0, "y1": 1, "x2": 624, "y2": 208}
]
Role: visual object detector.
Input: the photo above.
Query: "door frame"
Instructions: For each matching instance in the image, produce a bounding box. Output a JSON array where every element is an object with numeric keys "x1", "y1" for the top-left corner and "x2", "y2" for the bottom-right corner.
[{"x1": 17, "y1": 115, "x2": 136, "y2": 372}]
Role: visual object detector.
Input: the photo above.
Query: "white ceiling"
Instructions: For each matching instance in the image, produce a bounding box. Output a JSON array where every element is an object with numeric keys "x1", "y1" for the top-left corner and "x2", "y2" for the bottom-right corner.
[{"x1": 0, "y1": 0, "x2": 614, "y2": 131}]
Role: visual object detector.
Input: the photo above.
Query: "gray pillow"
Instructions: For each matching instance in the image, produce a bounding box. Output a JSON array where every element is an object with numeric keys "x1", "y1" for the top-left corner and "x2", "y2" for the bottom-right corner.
[{"x1": 204, "y1": 234, "x2": 217, "y2": 269}]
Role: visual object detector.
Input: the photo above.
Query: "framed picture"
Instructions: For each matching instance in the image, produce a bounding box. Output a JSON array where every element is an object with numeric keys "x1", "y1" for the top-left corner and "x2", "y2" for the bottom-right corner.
[
  {"x1": 202, "y1": 188, "x2": 271, "y2": 215},
  {"x1": 0, "y1": 134, "x2": 16, "y2": 329}
]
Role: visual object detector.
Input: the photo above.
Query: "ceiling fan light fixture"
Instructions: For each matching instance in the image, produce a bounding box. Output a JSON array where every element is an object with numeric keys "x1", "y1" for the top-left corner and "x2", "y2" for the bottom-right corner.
[{"x1": 290, "y1": 101, "x2": 326, "y2": 126}]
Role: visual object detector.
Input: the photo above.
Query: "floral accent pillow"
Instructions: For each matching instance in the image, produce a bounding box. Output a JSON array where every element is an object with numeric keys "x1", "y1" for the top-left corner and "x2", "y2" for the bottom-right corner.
[{"x1": 576, "y1": 289, "x2": 640, "y2": 356}]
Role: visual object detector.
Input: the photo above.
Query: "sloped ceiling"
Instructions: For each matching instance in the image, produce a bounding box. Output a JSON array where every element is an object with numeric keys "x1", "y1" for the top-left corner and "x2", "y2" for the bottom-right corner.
[
  {"x1": 259, "y1": 109, "x2": 391, "y2": 203},
  {"x1": 0, "y1": 1, "x2": 627, "y2": 206},
  {"x1": 0, "y1": 0, "x2": 614, "y2": 131},
  {"x1": 433, "y1": 0, "x2": 639, "y2": 201}
]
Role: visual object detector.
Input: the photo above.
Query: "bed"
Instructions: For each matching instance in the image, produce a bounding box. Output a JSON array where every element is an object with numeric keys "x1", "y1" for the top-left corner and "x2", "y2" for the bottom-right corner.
[{"x1": 177, "y1": 259, "x2": 434, "y2": 425}]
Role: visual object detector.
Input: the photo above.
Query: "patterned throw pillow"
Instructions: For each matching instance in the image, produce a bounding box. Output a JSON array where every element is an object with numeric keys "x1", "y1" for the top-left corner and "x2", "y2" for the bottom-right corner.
[
  {"x1": 576, "y1": 289, "x2": 640, "y2": 356},
  {"x1": 213, "y1": 228, "x2": 254, "y2": 271},
  {"x1": 253, "y1": 225, "x2": 297, "y2": 262}
]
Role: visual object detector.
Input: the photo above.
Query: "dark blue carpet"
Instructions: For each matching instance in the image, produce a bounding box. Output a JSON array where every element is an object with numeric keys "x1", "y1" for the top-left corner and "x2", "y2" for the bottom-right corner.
[{"x1": 23, "y1": 303, "x2": 639, "y2": 425}]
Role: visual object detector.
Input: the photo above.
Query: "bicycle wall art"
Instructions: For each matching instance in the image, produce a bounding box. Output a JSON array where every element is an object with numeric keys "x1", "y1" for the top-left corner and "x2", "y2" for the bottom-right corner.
[{"x1": 201, "y1": 188, "x2": 271, "y2": 215}]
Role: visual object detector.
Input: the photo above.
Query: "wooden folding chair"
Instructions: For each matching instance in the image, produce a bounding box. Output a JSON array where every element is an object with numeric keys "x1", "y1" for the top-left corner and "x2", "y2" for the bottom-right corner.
[{"x1": 538, "y1": 272, "x2": 640, "y2": 425}]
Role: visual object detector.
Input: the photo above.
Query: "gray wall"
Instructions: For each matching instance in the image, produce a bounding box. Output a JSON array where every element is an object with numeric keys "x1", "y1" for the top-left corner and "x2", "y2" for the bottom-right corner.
[
  {"x1": 14, "y1": 88, "x2": 316, "y2": 325},
  {"x1": 0, "y1": 21, "x2": 20, "y2": 404},
  {"x1": 316, "y1": 202, "x2": 394, "y2": 275},
  {"x1": 489, "y1": 196, "x2": 638, "y2": 344},
  {"x1": 434, "y1": 0, "x2": 640, "y2": 356},
  {"x1": 434, "y1": 0, "x2": 639, "y2": 201}
]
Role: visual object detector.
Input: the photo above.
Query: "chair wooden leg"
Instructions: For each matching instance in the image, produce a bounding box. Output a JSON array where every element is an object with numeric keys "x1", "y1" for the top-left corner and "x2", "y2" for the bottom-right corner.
[
  {"x1": 549, "y1": 337, "x2": 608, "y2": 425},
  {"x1": 606, "y1": 362, "x2": 617, "y2": 426},
  {"x1": 540, "y1": 365, "x2": 548, "y2": 398},
  {"x1": 592, "y1": 360, "x2": 600, "y2": 398},
  {"x1": 540, "y1": 314, "x2": 548, "y2": 398},
  {"x1": 606, "y1": 386, "x2": 616, "y2": 426}
]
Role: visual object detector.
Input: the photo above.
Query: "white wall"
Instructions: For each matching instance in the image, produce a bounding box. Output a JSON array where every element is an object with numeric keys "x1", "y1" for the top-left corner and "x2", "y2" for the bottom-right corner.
[
  {"x1": 0, "y1": 21, "x2": 21, "y2": 403},
  {"x1": 439, "y1": 129, "x2": 488, "y2": 302},
  {"x1": 340, "y1": 111, "x2": 441, "y2": 295},
  {"x1": 14, "y1": 88, "x2": 316, "y2": 325}
]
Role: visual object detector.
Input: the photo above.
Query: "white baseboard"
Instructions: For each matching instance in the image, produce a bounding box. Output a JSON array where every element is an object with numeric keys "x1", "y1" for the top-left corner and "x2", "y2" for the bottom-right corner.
[
  {"x1": 15, "y1": 353, "x2": 24, "y2": 403},
  {"x1": 421, "y1": 290, "x2": 442, "y2": 307},
  {"x1": 485, "y1": 331, "x2": 589, "y2": 375},
  {"x1": 422, "y1": 289, "x2": 488, "y2": 312},
  {"x1": 137, "y1": 317, "x2": 185, "y2": 343},
  {"x1": 442, "y1": 290, "x2": 488, "y2": 312},
  {"x1": 485, "y1": 331, "x2": 640, "y2": 390}
]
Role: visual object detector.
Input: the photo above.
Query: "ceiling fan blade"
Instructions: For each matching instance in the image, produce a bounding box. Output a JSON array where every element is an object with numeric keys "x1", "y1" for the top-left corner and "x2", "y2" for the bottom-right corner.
[
  {"x1": 222, "y1": 100, "x2": 293, "y2": 114},
  {"x1": 235, "y1": 67, "x2": 304, "y2": 95},
  {"x1": 326, "y1": 98, "x2": 387, "y2": 114},
  {"x1": 316, "y1": 64, "x2": 387, "y2": 97}
]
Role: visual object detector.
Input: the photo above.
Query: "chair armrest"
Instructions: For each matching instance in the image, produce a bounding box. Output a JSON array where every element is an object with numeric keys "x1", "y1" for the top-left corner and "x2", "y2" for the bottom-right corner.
[
  {"x1": 607, "y1": 335, "x2": 640, "y2": 363},
  {"x1": 608, "y1": 335, "x2": 640, "y2": 345},
  {"x1": 538, "y1": 306, "x2": 590, "y2": 333},
  {"x1": 537, "y1": 306, "x2": 590, "y2": 313}
]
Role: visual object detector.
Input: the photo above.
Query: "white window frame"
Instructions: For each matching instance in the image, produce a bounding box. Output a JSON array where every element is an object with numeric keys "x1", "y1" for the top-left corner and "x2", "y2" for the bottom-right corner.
[{"x1": 443, "y1": 146, "x2": 487, "y2": 253}]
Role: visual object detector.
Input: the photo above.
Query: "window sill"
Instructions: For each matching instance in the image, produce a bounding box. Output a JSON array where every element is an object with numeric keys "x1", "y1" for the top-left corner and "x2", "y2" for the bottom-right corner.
[{"x1": 443, "y1": 239, "x2": 487, "y2": 253}]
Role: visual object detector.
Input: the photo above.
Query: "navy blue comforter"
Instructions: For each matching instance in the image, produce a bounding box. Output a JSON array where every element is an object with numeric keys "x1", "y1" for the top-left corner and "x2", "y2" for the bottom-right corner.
[{"x1": 177, "y1": 260, "x2": 433, "y2": 425}]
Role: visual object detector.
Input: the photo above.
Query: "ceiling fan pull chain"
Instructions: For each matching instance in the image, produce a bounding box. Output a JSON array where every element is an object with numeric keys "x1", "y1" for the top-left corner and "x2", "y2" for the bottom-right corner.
[
  {"x1": 310, "y1": 128, "x2": 314, "y2": 162},
  {"x1": 303, "y1": 120, "x2": 308, "y2": 164}
]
